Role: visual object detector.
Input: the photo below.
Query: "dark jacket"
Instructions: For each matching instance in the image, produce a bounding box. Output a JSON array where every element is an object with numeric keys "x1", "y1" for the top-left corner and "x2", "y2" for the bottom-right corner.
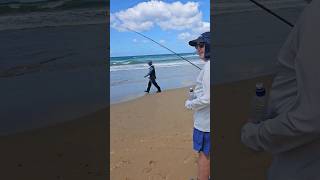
[{"x1": 146, "y1": 65, "x2": 156, "y2": 79}]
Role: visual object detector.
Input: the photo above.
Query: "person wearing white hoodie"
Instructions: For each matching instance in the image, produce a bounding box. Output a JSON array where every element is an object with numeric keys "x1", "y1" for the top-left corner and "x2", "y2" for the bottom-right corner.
[
  {"x1": 185, "y1": 32, "x2": 211, "y2": 180},
  {"x1": 241, "y1": 0, "x2": 320, "y2": 179}
]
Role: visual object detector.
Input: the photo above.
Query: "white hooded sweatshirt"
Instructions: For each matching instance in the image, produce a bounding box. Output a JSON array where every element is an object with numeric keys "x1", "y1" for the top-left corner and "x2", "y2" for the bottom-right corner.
[
  {"x1": 241, "y1": 1, "x2": 320, "y2": 179},
  {"x1": 185, "y1": 60, "x2": 210, "y2": 132}
]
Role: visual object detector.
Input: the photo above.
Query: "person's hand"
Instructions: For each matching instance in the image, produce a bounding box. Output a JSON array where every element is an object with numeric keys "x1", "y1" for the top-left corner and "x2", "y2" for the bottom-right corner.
[
  {"x1": 185, "y1": 100, "x2": 192, "y2": 109},
  {"x1": 241, "y1": 122, "x2": 263, "y2": 153}
]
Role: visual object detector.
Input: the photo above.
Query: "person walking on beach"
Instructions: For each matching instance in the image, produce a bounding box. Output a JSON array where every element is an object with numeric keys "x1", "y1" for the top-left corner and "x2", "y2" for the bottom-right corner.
[
  {"x1": 241, "y1": 0, "x2": 320, "y2": 179},
  {"x1": 185, "y1": 32, "x2": 210, "y2": 180},
  {"x1": 144, "y1": 60, "x2": 161, "y2": 93}
]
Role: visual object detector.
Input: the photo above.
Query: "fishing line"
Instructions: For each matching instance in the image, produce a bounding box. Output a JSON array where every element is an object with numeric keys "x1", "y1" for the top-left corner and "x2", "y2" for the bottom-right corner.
[
  {"x1": 126, "y1": 27, "x2": 202, "y2": 70},
  {"x1": 249, "y1": 0, "x2": 294, "y2": 27}
]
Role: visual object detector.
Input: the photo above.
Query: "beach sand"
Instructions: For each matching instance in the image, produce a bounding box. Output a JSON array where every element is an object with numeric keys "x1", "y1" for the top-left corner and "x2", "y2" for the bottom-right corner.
[
  {"x1": 0, "y1": 108, "x2": 108, "y2": 179},
  {"x1": 111, "y1": 88, "x2": 197, "y2": 179},
  {"x1": 110, "y1": 75, "x2": 274, "y2": 179},
  {"x1": 0, "y1": 75, "x2": 274, "y2": 180}
]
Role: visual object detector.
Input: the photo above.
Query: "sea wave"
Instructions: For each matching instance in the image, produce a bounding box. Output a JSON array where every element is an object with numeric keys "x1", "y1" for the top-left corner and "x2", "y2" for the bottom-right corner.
[
  {"x1": 110, "y1": 57, "x2": 198, "y2": 67},
  {"x1": 110, "y1": 59, "x2": 204, "y2": 72},
  {"x1": 110, "y1": 54, "x2": 199, "y2": 66}
]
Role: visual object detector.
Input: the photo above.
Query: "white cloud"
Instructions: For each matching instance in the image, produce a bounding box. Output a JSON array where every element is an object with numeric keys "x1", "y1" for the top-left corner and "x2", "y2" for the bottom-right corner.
[
  {"x1": 111, "y1": 0, "x2": 210, "y2": 33},
  {"x1": 178, "y1": 32, "x2": 201, "y2": 43},
  {"x1": 178, "y1": 32, "x2": 191, "y2": 41},
  {"x1": 177, "y1": 21, "x2": 210, "y2": 43},
  {"x1": 193, "y1": 22, "x2": 210, "y2": 34}
]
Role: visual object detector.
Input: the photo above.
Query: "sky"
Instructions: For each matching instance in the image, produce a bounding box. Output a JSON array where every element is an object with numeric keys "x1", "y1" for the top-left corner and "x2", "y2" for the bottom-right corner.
[{"x1": 110, "y1": 0, "x2": 210, "y2": 57}]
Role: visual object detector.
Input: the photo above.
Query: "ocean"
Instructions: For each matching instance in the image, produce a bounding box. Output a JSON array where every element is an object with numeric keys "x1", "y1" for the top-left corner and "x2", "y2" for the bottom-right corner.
[{"x1": 110, "y1": 53, "x2": 205, "y2": 104}]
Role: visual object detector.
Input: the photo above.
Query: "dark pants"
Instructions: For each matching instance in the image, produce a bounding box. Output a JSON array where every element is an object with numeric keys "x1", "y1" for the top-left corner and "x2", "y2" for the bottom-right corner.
[{"x1": 146, "y1": 78, "x2": 161, "y2": 92}]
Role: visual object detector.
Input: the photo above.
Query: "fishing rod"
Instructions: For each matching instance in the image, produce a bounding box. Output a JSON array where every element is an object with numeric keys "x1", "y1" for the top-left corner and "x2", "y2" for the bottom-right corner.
[
  {"x1": 126, "y1": 27, "x2": 202, "y2": 70},
  {"x1": 249, "y1": 0, "x2": 294, "y2": 27}
]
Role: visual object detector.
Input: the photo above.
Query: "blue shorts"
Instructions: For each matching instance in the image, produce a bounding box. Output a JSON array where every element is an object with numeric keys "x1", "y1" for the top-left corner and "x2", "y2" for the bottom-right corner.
[{"x1": 193, "y1": 128, "x2": 210, "y2": 156}]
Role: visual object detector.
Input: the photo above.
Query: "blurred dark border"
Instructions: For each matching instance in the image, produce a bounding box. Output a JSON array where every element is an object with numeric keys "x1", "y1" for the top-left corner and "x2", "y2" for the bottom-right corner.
[{"x1": 0, "y1": 0, "x2": 110, "y2": 179}]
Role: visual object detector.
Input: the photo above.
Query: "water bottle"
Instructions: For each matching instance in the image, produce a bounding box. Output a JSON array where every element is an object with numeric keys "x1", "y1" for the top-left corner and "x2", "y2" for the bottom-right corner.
[
  {"x1": 250, "y1": 82, "x2": 267, "y2": 123},
  {"x1": 189, "y1": 88, "x2": 196, "y2": 100}
]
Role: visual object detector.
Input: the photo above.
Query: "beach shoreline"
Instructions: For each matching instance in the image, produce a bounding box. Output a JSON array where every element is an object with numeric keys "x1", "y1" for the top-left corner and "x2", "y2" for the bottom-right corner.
[
  {"x1": 111, "y1": 71, "x2": 276, "y2": 105},
  {"x1": 0, "y1": 75, "x2": 274, "y2": 179}
]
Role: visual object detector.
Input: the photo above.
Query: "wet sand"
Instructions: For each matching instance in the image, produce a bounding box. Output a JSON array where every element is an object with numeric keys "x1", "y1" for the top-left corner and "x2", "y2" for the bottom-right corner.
[{"x1": 0, "y1": 75, "x2": 274, "y2": 180}]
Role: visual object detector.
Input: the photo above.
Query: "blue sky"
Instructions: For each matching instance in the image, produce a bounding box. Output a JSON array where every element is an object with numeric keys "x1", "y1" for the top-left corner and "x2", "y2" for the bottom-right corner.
[{"x1": 110, "y1": 0, "x2": 210, "y2": 57}]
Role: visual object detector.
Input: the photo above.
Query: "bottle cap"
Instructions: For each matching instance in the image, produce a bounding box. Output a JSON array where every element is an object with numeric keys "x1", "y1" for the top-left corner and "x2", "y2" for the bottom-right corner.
[
  {"x1": 256, "y1": 82, "x2": 264, "y2": 89},
  {"x1": 255, "y1": 82, "x2": 266, "y2": 97}
]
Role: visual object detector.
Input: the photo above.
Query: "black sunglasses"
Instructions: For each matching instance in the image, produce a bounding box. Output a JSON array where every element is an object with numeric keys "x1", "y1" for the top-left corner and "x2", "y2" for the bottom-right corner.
[{"x1": 195, "y1": 43, "x2": 205, "y2": 49}]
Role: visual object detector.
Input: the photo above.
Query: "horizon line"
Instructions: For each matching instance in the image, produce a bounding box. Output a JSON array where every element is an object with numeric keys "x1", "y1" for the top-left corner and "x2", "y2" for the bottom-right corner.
[{"x1": 110, "y1": 51, "x2": 196, "y2": 58}]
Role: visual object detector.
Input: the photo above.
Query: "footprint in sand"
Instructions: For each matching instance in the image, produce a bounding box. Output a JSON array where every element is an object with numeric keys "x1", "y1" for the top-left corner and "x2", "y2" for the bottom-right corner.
[
  {"x1": 142, "y1": 160, "x2": 157, "y2": 174},
  {"x1": 149, "y1": 160, "x2": 156, "y2": 166},
  {"x1": 143, "y1": 167, "x2": 152, "y2": 173}
]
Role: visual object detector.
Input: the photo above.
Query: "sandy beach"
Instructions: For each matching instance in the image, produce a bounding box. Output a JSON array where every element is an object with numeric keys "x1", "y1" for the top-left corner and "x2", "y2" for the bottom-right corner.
[
  {"x1": 111, "y1": 88, "x2": 197, "y2": 179},
  {"x1": 110, "y1": 75, "x2": 274, "y2": 179},
  {"x1": 0, "y1": 75, "x2": 274, "y2": 179},
  {"x1": 0, "y1": 108, "x2": 108, "y2": 179}
]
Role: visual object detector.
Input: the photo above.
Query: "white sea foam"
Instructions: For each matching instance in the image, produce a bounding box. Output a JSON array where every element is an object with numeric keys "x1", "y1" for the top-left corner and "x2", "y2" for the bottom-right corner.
[{"x1": 110, "y1": 59, "x2": 204, "y2": 72}]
